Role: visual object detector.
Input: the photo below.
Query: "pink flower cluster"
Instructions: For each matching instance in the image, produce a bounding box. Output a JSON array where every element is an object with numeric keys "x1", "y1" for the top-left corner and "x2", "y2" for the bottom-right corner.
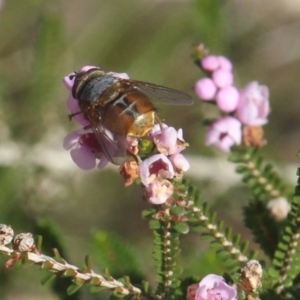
[
  {"x1": 195, "y1": 55, "x2": 270, "y2": 152},
  {"x1": 63, "y1": 66, "x2": 190, "y2": 205},
  {"x1": 139, "y1": 124, "x2": 190, "y2": 205},
  {"x1": 186, "y1": 274, "x2": 237, "y2": 300}
]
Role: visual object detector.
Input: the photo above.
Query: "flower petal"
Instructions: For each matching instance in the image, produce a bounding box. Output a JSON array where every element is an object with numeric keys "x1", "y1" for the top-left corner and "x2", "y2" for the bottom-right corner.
[{"x1": 70, "y1": 147, "x2": 96, "y2": 170}]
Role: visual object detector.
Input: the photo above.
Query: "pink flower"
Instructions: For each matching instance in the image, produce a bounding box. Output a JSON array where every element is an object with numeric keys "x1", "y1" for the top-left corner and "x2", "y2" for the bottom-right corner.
[
  {"x1": 63, "y1": 74, "x2": 74, "y2": 91},
  {"x1": 195, "y1": 78, "x2": 217, "y2": 100},
  {"x1": 212, "y1": 69, "x2": 233, "y2": 88},
  {"x1": 201, "y1": 55, "x2": 220, "y2": 71},
  {"x1": 169, "y1": 153, "x2": 190, "y2": 173},
  {"x1": 191, "y1": 274, "x2": 237, "y2": 300},
  {"x1": 144, "y1": 178, "x2": 174, "y2": 204},
  {"x1": 151, "y1": 124, "x2": 187, "y2": 155},
  {"x1": 236, "y1": 81, "x2": 270, "y2": 126},
  {"x1": 63, "y1": 129, "x2": 109, "y2": 170},
  {"x1": 126, "y1": 137, "x2": 139, "y2": 155},
  {"x1": 215, "y1": 86, "x2": 239, "y2": 113},
  {"x1": 206, "y1": 116, "x2": 242, "y2": 152},
  {"x1": 218, "y1": 56, "x2": 233, "y2": 71},
  {"x1": 139, "y1": 154, "x2": 174, "y2": 187},
  {"x1": 186, "y1": 283, "x2": 199, "y2": 300},
  {"x1": 67, "y1": 94, "x2": 90, "y2": 126},
  {"x1": 201, "y1": 55, "x2": 233, "y2": 72},
  {"x1": 196, "y1": 55, "x2": 235, "y2": 103}
]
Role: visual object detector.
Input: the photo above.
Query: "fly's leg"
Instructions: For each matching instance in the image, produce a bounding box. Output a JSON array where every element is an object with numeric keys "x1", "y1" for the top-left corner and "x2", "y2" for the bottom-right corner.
[
  {"x1": 130, "y1": 152, "x2": 142, "y2": 164},
  {"x1": 155, "y1": 115, "x2": 164, "y2": 130},
  {"x1": 68, "y1": 111, "x2": 83, "y2": 121}
]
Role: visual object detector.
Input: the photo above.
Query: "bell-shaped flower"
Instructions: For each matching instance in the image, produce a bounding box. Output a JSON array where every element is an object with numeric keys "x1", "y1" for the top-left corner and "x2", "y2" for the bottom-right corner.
[
  {"x1": 206, "y1": 116, "x2": 242, "y2": 152},
  {"x1": 236, "y1": 81, "x2": 270, "y2": 126},
  {"x1": 193, "y1": 274, "x2": 237, "y2": 300},
  {"x1": 139, "y1": 154, "x2": 174, "y2": 187},
  {"x1": 63, "y1": 129, "x2": 108, "y2": 170},
  {"x1": 144, "y1": 178, "x2": 174, "y2": 205},
  {"x1": 169, "y1": 153, "x2": 190, "y2": 174},
  {"x1": 151, "y1": 124, "x2": 187, "y2": 155}
]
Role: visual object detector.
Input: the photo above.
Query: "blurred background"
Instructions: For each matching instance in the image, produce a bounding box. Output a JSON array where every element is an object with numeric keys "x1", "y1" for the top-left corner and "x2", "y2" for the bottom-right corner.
[{"x1": 0, "y1": 0, "x2": 300, "y2": 299}]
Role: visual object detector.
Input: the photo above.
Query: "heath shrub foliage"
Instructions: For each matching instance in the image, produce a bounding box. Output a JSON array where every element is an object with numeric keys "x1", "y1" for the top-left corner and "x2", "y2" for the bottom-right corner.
[{"x1": 1, "y1": 45, "x2": 299, "y2": 300}]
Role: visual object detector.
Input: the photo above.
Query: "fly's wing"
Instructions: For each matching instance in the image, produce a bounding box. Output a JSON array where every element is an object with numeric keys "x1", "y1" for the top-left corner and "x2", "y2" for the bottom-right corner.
[
  {"x1": 119, "y1": 79, "x2": 193, "y2": 105},
  {"x1": 87, "y1": 113, "x2": 126, "y2": 165}
]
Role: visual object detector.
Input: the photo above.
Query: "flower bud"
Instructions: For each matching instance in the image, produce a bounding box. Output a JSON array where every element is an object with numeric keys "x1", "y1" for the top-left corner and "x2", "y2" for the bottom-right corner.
[
  {"x1": 267, "y1": 197, "x2": 290, "y2": 221},
  {"x1": 241, "y1": 260, "x2": 263, "y2": 293},
  {"x1": 201, "y1": 55, "x2": 220, "y2": 71},
  {"x1": 218, "y1": 56, "x2": 233, "y2": 71},
  {"x1": 186, "y1": 283, "x2": 198, "y2": 300},
  {"x1": 13, "y1": 233, "x2": 35, "y2": 253},
  {"x1": 0, "y1": 224, "x2": 14, "y2": 246},
  {"x1": 215, "y1": 86, "x2": 239, "y2": 112},
  {"x1": 195, "y1": 78, "x2": 217, "y2": 100},
  {"x1": 212, "y1": 69, "x2": 234, "y2": 88}
]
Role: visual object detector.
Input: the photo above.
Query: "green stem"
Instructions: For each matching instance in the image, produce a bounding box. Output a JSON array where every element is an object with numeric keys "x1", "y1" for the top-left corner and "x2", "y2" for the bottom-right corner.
[
  {"x1": 272, "y1": 194, "x2": 300, "y2": 294},
  {"x1": 152, "y1": 215, "x2": 181, "y2": 298}
]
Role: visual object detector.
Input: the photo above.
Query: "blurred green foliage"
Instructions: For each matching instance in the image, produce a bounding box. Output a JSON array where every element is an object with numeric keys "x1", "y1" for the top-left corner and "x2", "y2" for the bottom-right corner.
[{"x1": 0, "y1": 0, "x2": 299, "y2": 299}]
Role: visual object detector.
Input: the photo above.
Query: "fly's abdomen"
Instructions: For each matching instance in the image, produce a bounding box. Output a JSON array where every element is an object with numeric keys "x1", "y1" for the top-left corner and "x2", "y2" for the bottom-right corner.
[{"x1": 102, "y1": 92, "x2": 156, "y2": 137}]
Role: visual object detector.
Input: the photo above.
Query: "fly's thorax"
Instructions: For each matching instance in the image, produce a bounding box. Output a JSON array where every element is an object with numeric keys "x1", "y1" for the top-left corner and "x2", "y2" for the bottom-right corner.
[
  {"x1": 78, "y1": 75, "x2": 117, "y2": 105},
  {"x1": 72, "y1": 68, "x2": 105, "y2": 99},
  {"x1": 72, "y1": 68, "x2": 122, "y2": 107}
]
